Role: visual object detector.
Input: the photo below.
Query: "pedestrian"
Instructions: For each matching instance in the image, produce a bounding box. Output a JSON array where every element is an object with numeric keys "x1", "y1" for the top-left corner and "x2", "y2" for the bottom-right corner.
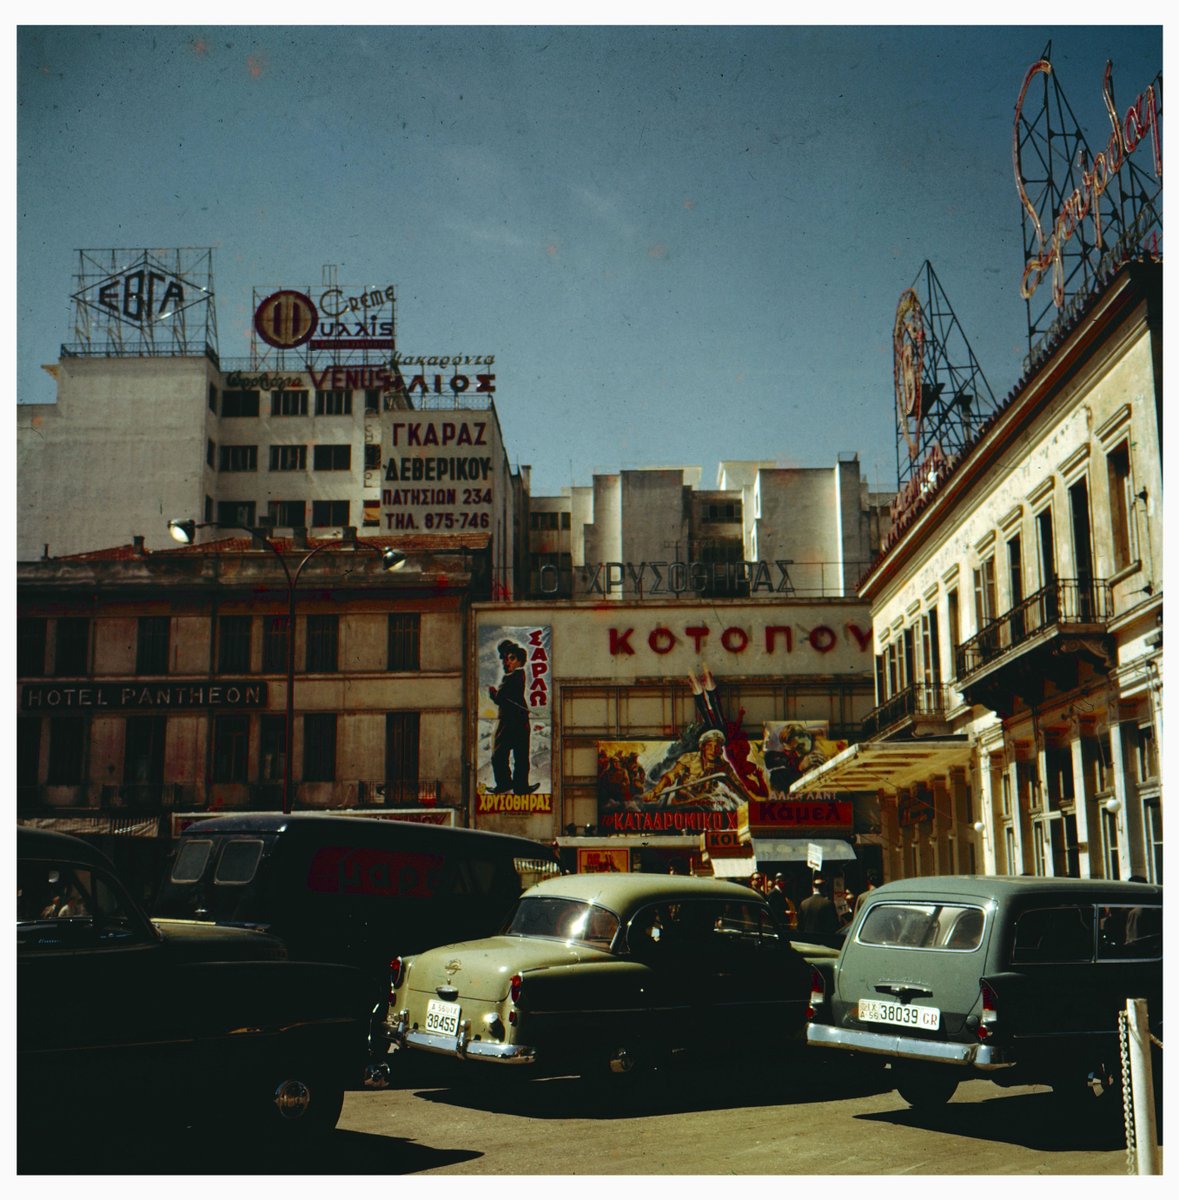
[
  {"x1": 797, "y1": 875, "x2": 839, "y2": 935},
  {"x1": 747, "y1": 871, "x2": 765, "y2": 894},
  {"x1": 767, "y1": 873, "x2": 796, "y2": 928}
]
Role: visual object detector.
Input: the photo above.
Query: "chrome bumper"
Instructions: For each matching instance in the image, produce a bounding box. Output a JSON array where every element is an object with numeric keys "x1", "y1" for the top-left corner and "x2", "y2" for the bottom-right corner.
[
  {"x1": 807, "y1": 1022, "x2": 1013, "y2": 1070},
  {"x1": 388, "y1": 1010, "x2": 536, "y2": 1065}
]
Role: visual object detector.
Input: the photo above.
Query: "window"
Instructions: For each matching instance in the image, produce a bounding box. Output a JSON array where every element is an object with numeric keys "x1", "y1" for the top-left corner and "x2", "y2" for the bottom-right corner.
[
  {"x1": 1045, "y1": 745, "x2": 1074, "y2": 808},
  {"x1": 920, "y1": 608, "x2": 941, "y2": 686},
  {"x1": 305, "y1": 614, "x2": 338, "y2": 672},
  {"x1": 364, "y1": 389, "x2": 381, "y2": 414},
  {"x1": 220, "y1": 390, "x2": 260, "y2": 417},
  {"x1": 271, "y1": 390, "x2": 309, "y2": 416},
  {"x1": 858, "y1": 902, "x2": 985, "y2": 951},
  {"x1": 46, "y1": 716, "x2": 84, "y2": 784},
  {"x1": 1106, "y1": 441, "x2": 1135, "y2": 570},
  {"x1": 123, "y1": 716, "x2": 166, "y2": 801},
  {"x1": 219, "y1": 444, "x2": 257, "y2": 472},
  {"x1": 385, "y1": 711, "x2": 421, "y2": 802},
  {"x1": 54, "y1": 617, "x2": 90, "y2": 676},
  {"x1": 1011, "y1": 906, "x2": 1094, "y2": 963},
  {"x1": 1101, "y1": 808, "x2": 1121, "y2": 879},
  {"x1": 1069, "y1": 478, "x2": 1094, "y2": 582},
  {"x1": 216, "y1": 839, "x2": 264, "y2": 883},
  {"x1": 136, "y1": 616, "x2": 170, "y2": 674},
  {"x1": 213, "y1": 715, "x2": 249, "y2": 783},
  {"x1": 217, "y1": 500, "x2": 256, "y2": 528},
  {"x1": 311, "y1": 500, "x2": 349, "y2": 527},
  {"x1": 702, "y1": 501, "x2": 741, "y2": 523},
  {"x1": 206, "y1": 438, "x2": 215, "y2": 467},
  {"x1": 387, "y1": 613, "x2": 421, "y2": 671},
  {"x1": 269, "y1": 445, "x2": 307, "y2": 472},
  {"x1": 18, "y1": 718, "x2": 41, "y2": 789},
  {"x1": 259, "y1": 715, "x2": 286, "y2": 782},
  {"x1": 315, "y1": 390, "x2": 352, "y2": 416},
  {"x1": 973, "y1": 556, "x2": 997, "y2": 626},
  {"x1": 362, "y1": 500, "x2": 380, "y2": 527},
  {"x1": 217, "y1": 615, "x2": 251, "y2": 674},
  {"x1": 1135, "y1": 723, "x2": 1158, "y2": 784},
  {"x1": 267, "y1": 500, "x2": 306, "y2": 528},
  {"x1": 364, "y1": 443, "x2": 382, "y2": 470},
  {"x1": 261, "y1": 615, "x2": 289, "y2": 672},
  {"x1": 946, "y1": 588, "x2": 960, "y2": 677},
  {"x1": 313, "y1": 444, "x2": 352, "y2": 471},
  {"x1": 303, "y1": 713, "x2": 337, "y2": 782},
  {"x1": 1098, "y1": 904, "x2": 1161, "y2": 959},
  {"x1": 208, "y1": 384, "x2": 217, "y2": 412},
  {"x1": 18, "y1": 618, "x2": 47, "y2": 676}
]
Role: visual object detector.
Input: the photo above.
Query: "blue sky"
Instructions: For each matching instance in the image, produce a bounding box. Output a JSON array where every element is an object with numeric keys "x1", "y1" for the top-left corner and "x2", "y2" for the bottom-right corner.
[{"x1": 16, "y1": 21, "x2": 1163, "y2": 496}]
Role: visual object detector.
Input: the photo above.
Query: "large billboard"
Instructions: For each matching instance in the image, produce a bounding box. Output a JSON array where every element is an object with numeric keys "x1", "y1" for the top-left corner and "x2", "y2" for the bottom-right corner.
[
  {"x1": 381, "y1": 411, "x2": 497, "y2": 534},
  {"x1": 475, "y1": 623, "x2": 553, "y2": 816}
]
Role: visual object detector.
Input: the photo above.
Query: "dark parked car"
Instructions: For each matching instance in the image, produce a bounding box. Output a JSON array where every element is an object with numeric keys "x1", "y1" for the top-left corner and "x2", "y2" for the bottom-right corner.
[
  {"x1": 806, "y1": 875, "x2": 1162, "y2": 1111},
  {"x1": 152, "y1": 813, "x2": 561, "y2": 1083},
  {"x1": 17, "y1": 827, "x2": 373, "y2": 1146},
  {"x1": 386, "y1": 873, "x2": 815, "y2": 1082}
]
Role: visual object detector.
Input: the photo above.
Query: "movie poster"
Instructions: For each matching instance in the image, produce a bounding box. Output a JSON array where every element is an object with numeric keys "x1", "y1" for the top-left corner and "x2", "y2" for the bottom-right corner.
[
  {"x1": 761, "y1": 721, "x2": 849, "y2": 799},
  {"x1": 475, "y1": 624, "x2": 553, "y2": 815},
  {"x1": 596, "y1": 725, "x2": 762, "y2": 835}
]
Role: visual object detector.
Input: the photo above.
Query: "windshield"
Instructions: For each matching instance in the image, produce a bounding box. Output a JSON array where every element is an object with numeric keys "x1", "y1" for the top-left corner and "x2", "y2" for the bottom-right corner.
[{"x1": 505, "y1": 896, "x2": 620, "y2": 949}]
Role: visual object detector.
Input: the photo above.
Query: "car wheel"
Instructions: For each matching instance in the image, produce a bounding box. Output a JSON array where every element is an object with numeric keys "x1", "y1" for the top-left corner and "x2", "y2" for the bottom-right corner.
[{"x1": 894, "y1": 1065, "x2": 958, "y2": 1110}]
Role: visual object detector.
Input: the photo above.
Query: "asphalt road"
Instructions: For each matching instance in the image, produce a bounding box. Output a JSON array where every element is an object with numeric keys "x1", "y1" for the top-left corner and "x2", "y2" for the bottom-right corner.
[{"x1": 19, "y1": 1053, "x2": 1150, "y2": 1176}]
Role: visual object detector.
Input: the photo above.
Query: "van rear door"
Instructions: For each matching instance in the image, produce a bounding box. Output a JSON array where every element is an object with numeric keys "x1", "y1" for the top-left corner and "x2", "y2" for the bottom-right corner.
[{"x1": 833, "y1": 899, "x2": 992, "y2": 1046}]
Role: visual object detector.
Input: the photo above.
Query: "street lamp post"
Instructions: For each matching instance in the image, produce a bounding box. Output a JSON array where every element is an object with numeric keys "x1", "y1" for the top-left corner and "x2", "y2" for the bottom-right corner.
[{"x1": 168, "y1": 520, "x2": 405, "y2": 814}]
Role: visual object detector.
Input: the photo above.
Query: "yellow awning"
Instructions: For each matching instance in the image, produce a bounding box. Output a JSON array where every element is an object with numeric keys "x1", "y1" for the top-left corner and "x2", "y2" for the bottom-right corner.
[{"x1": 788, "y1": 738, "x2": 972, "y2": 795}]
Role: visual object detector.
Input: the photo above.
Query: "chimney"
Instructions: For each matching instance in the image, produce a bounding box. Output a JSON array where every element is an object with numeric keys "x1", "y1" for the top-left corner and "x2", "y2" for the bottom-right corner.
[{"x1": 132, "y1": 535, "x2": 146, "y2": 556}]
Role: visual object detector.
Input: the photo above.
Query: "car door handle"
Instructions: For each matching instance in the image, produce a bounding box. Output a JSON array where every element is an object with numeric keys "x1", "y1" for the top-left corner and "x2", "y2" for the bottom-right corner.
[{"x1": 874, "y1": 983, "x2": 933, "y2": 1002}]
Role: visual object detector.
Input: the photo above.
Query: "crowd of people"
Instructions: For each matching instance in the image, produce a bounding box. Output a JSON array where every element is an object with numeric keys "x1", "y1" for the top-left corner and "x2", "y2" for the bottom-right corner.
[{"x1": 743, "y1": 870, "x2": 875, "y2": 933}]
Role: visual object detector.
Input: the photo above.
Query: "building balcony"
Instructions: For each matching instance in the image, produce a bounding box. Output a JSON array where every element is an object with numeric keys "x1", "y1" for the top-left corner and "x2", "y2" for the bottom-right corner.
[
  {"x1": 954, "y1": 578, "x2": 1114, "y2": 716},
  {"x1": 861, "y1": 683, "x2": 952, "y2": 740}
]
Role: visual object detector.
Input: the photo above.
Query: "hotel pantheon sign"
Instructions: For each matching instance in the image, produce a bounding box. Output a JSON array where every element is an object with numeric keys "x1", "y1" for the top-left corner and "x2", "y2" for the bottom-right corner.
[{"x1": 21, "y1": 681, "x2": 268, "y2": 711}]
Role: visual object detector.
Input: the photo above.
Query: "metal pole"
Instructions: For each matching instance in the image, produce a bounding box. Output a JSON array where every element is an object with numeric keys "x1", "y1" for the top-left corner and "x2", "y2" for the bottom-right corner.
[
  {"x1": 1127, "y1": 997, "x2": 1160, "y2": 1175},
  {"x1": 283, "y1": 575, "x2": 296, "y2": 815}
]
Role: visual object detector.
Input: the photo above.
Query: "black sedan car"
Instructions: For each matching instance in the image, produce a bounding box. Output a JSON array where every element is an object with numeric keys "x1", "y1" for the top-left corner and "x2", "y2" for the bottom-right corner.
[{"x1": 17, "y1": 827, "x2": 374, "y2": 1148}]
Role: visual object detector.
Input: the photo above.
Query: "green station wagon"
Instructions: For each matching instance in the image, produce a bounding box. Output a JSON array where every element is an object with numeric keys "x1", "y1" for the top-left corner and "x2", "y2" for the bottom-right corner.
[
  {"x1": 807, "y1": 875, "x2": 1162, "y2": 1110},
  {"x1": 386, "y1": 873, "x2": 814, "y2": 1081}
]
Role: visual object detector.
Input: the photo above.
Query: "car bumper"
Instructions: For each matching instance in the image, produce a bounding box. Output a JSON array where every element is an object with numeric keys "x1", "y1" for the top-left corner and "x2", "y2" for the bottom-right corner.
[
  {"x1": 387, "y1": 1011, "x2": 536, "y2": 1065},
  {"x1": 807, "y1": 1022, "x2": 1014, "y2": 1070}
]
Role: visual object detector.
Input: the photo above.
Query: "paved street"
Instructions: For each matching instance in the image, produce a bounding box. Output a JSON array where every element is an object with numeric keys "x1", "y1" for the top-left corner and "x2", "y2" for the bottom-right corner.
[{"x1": 20, "y1": 1055, "x2": 1146, "y2": 1176}]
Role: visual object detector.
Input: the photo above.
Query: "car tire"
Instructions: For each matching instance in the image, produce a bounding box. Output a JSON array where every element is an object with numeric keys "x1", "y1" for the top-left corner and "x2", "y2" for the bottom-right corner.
[{"x1": 894, "y1": 1065, "x2": 959, "y2": 1110}]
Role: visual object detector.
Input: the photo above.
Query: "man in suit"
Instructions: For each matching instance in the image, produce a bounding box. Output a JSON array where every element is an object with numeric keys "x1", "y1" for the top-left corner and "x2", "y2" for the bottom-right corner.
[{"x1": 797, "y1": 876, "x2": 839, "y2": 935}]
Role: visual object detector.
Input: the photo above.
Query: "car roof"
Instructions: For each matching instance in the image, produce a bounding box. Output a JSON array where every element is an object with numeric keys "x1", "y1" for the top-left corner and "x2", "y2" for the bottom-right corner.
[
  {"x1": 178, "y1": 813, "x2": 555, "y2": 857},
  {"x1": 866, "y1": 874, "x2": 1161, "y2": 903},
  {"x1": 524, "y1": 872, "x2": 763, "y2": 911},
  {"x1": 18, "y1": 825, "x2": 116, "y2": 870}
]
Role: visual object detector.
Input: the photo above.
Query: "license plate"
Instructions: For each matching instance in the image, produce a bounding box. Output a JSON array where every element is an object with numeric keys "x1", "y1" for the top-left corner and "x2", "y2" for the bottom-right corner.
[
  {"x1": 425, "y1": 998, "x2": 461, "y2": 1036},
  {"x1": 858, "y1": 998, "x2": 940, "y2": 1030}
]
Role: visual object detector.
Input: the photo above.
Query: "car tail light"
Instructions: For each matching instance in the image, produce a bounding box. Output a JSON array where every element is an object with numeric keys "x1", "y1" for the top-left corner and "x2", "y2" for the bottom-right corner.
[
  {"x1": 978, "y1": 980, "x2": 998, "y2": 1040},
  {"x1": 806, "y1": 966, "x2": 825, "y2": 1020},
  {"x1": 509, "y1": 973, "x2": 523, "y2": 1004},
  {"x1": 389, "y1": 956, "x2": 404, "y2": 1001}
]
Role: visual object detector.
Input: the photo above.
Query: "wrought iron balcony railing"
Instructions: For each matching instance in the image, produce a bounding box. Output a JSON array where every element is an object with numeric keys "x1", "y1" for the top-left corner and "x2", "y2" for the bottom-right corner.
[
  {"x1": 862, "y1": 683, "x2": 951, "y2": 739},
  {"x1": 955, "y1": 578, "x2": 1112, "y2": 679}
]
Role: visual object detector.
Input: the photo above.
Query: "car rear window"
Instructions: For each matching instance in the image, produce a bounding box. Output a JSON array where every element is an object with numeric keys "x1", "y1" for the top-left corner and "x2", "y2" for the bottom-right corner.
[
  {"x1": 506, "y1": 896, "x2": 619, "y2": 948},
  {"x1": 858, "y1": 902, "x2": 985, "y2": 951},
  {"x1": 214, "y1": 839, "x2": 265, "y2": 885},
  {"x1": 171, "y1": 839, "x2": 213, "y2": 884}
]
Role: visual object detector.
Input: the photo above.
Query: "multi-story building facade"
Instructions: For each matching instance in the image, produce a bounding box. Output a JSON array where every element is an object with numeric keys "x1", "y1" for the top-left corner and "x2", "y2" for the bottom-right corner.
[
  {"x1": 16, "y1": 534, "x2": 488, "y2": 888},
  {"x1": 527, "y1": 458, "x2": 892, "y2": 600},
  {"x1": 793, "y1": 262, "x2": 1163, "y2": 884}
]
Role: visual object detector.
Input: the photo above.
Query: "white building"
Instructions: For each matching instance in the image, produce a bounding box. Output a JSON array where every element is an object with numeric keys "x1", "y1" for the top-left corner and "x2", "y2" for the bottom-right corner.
[{"x1": 794, "y1": 263, "x2": 1163, "y2": 884}]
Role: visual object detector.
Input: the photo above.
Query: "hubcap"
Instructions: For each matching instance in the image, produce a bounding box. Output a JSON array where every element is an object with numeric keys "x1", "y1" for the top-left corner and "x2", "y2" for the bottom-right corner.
[{"x1": 273, "y1": 1079, "x2": 312, "y2": 1120}]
